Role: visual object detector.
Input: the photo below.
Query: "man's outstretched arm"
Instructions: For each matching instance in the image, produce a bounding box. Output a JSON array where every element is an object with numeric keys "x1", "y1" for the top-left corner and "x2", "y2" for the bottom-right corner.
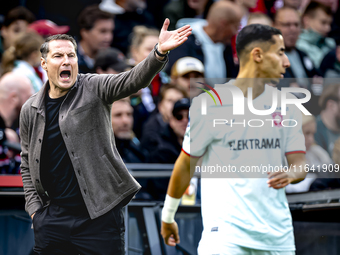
[
  {"x1": 161, "y1": 151, "x2": 199, "y2": 246},
  {"x1": 87, "y1": 18, "x2": 192, "y2": 103}
]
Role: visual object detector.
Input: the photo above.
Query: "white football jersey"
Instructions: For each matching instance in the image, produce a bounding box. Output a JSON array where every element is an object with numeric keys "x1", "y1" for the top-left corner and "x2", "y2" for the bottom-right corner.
[{"x1": 183, "y1": 82, "x2": 305, "y2": 251}]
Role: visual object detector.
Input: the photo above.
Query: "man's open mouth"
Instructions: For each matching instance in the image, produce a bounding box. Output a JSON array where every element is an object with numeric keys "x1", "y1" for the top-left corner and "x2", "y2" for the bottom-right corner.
[{"x1": 60, "y1": 70, "x2": 71, "y2": 81}]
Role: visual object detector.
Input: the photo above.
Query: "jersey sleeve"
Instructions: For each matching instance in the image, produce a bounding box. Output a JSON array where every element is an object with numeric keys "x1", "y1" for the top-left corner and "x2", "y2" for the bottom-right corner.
[
  {"x1": 284, "y1": 101, "x2": 306, "y2": 155},
  {"x1": 182, "y1": 96, "x2": 214, "y2": 157}
]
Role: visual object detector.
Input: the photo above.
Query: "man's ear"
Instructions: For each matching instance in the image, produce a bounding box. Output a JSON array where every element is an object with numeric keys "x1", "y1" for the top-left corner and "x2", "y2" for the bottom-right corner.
[
  {"x1": 41, "y1": 57, "x2": 47, "y2": 71},
  {"x1": 251, "y1": 47, "x2": 263, "y2": 63}
]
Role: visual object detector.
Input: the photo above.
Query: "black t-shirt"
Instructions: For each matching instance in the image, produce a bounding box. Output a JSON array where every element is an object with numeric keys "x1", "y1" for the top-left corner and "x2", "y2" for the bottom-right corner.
[{"x1": 40, "y1": 92, "x2": 85, "y2": 208}]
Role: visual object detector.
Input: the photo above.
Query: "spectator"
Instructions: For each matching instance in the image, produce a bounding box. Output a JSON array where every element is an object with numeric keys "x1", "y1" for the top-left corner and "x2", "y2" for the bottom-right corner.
[
  {"x1": 170, "y1": 56, "x2": 205, "y2": 98},
  {"x1": 314, "y1": 84, "x2": 340, "y2": 157},
  {"x1": 300, "y1": 0, "x2": 339, "y2": 14},
  {"x1": 29, "y1": 20, "x2": 70, "y2": 39},
  {"x1": 296, "y1": 1, "x2": 336, "y2": 68},
  {"x1": 163, "y1": 0, "x2": 214, "y2": 31},
  {"x1": 274, "y1": 7, "x2": 322, "y2": 115},
  {"x1": 166, "y1": 1, "x2": 243, "y2": 79},
  {"x1": 286, "y1": 114, "x2": 332, "y2": 193},
  {"x1": 309, "y1": 135, "x2": 340, "y2": 191},
  {"x1": 150, "y1": 97, "x2": 190, "y2": 163},
  {"x1": 235, "y1": 0, "x2": 260, "y2": 28},
  {"x1": 1, "y1": 32, "x2": 45, "y2": 93},
  {"x1": 0, "y1": 7, "x2": 35, "y2": 59},
  {"x1": 140, "y1": 84, "x2": 188, "y2": 153},
  {"x1": 247, "y1": 12, "x2": 273, "y2": 26},
  {"x1": 319, "y1": 41, "x2": 340, "y2": 79},
  {"x1": 147, "y1": 98, "x2": 190, "y2": 201},
  {"x1": 94, "y1": 47, "x2": 130, "y2": 74},
  {"x1": 77, "y1": 5, "x2": 114, "y2": 73},
  {"x1": 274, "y1": 7, "x2": 319, "y2": 83},
  {"x1": 130, "y1": 26, "x2": 159, "y2": 67},
  {"x1": 101, "y1": 0, "x2": 156, "y2": 54},
  {"x1": 111, "y1": 98, "x2": 147, "y2": 163},
  {"x1": 129, "y1": 26, "x2": 170, "y2": 138},
  {"x1": 0, "y1": 73, "x2": 32, "y2": 174}
]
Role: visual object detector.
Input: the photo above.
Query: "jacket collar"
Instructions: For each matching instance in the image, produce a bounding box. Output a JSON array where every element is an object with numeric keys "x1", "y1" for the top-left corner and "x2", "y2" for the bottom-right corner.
[{"x1": 31, "y1": 75, "x2": 80, "y2": 115}]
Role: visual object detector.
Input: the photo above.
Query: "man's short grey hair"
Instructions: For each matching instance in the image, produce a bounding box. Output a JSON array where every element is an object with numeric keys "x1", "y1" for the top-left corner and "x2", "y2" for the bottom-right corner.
[{"x1": 40, "y1": 34, "x2": 77, "y2": 59}]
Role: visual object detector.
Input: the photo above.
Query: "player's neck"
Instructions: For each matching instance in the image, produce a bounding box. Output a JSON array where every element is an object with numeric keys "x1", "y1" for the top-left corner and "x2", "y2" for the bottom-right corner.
[{"x1": 236, "y1": 66, "x2": 266, "y2": 99}]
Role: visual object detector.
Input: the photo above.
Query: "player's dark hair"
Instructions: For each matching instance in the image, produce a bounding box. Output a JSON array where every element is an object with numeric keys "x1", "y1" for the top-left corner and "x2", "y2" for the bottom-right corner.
[
  {"x1": 3, "y1": 6, "x2": 35, "y2": 27},
  {"x1": 236, "y1": 24, "x2": 282, "y2": 59},
  {"x1": 303, "y1": 1, "x2": 332, "y2": 18}
]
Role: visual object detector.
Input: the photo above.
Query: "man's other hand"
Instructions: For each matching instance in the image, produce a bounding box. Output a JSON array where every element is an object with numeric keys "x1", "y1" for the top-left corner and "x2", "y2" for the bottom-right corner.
[{"x1": 161, "y1": 221, "x2": 180, "y2": 246}]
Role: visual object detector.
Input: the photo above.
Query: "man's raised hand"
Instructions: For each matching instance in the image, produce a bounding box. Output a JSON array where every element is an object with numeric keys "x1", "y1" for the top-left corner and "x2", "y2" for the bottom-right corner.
[{"x1": 157, "y1": 18, "x2": 192, "y2": 54}]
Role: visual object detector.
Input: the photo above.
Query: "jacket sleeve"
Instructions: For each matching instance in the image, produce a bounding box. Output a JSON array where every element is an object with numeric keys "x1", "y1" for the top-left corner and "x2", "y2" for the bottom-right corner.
[
  {"x1": 20, "y1": 103, "x2": 43, "y2": 216},
  {"x1": 82, "y1": 49, "x2": 168, "y2": 104}
]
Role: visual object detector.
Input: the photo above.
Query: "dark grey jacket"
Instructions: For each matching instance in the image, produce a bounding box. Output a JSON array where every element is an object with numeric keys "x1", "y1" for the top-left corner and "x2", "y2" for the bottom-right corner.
[{"x1": 20, "y1": 50, "x2": 167, "y2": 219}]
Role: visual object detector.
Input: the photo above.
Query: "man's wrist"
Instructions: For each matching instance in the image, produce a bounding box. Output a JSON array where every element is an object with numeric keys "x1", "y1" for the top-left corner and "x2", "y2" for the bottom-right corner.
[
  {"x1": 162, "y1": 194, "x2": 181, "y2": 223},
  {"x1": 155, "y1": 43, "x2": 168, "y2": 57}
]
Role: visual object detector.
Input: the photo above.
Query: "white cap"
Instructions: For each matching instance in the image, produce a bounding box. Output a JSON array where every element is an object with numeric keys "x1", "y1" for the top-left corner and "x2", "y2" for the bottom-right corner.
[
  {"x1": 171, "y1": 57, "x2": 205, "y2": 77},
  {"x1": 99, "y1": 0, "x2": 125, "y2": 14}
]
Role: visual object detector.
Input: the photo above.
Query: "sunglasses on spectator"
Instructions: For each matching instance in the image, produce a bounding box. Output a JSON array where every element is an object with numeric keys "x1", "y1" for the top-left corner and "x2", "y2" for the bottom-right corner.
[{"x1": 174, "y1": 113, "x2": 189, "y2": 121}]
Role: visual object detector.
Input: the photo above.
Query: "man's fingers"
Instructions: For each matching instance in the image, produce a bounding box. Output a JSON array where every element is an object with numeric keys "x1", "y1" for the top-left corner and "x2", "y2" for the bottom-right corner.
[
  {"x1": 177, "y1": 24, "x2": 191, "y2": 33},
  {"x1": 176, "y1": 31, "x2": 192, "y2": 45},
  {"x1": 267, "y1": 171, "x2": 282, "y2": 178},
  {"x1": 267, "y1": 177, "x2": 284, "y2": 185},
  {"x1": 271, "y1": 180, "x2": 289, "y2": 189},
  {"x1": 165, "y1": 233, "x2": 179, "y2": 246},
  {"x1": 178, "y1": 27, "x2": 192, "y2": 36},
  {"x1": 161, "y1": 221, "x2": 180, "y2": 246},
  {"x1": 178, "y1": 35, "x2": 189, "y2": 44},
  {"x1": 268, "y1": 178, "x2": 289, "y2": 189},
  {"x1": 179, "y1": 30, "x2": 192, "y2": 39},
  {"x1": 268, "y1": 172, "x2": 287, "y2": 180},
  {"x1": 174, "y1": 232, "x2": 180, "y2": 244},
  {"x1": 162, "y1": 18, "x2": 170, "y2": 32},
  {"x1": 167, "y1": 235, "x2": 177, "y2": 246}
]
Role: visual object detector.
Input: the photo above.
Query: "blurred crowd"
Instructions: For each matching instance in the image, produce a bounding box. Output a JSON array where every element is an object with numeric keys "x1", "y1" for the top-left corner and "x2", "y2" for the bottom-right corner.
[{"x1": 0, "y1": 0, "x2": 340, "y2": 199}]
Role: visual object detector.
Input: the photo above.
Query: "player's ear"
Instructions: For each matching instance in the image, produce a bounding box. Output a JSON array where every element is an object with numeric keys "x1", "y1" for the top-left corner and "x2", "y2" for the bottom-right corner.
[{"x1": 251, "y1": 47, "x2": 263, "y2": 63}]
